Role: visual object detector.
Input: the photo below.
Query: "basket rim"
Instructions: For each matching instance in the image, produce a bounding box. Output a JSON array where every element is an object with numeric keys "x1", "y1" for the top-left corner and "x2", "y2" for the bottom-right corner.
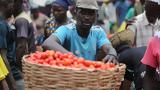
[{"x1": 23, "y1": 55, "x2": 126, "y2": 72}]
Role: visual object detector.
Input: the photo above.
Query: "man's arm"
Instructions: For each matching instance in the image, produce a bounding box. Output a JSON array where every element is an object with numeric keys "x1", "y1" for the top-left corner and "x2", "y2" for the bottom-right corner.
[
  {"x1": 16, "y1": 37, "x2": 28, "y2": 71},
  {"x1": 42, "y1": 35, "x2": 69, "y2": 53},
  {"x1": 101, "y1": 44, "x2": 118, "y2": 64}
]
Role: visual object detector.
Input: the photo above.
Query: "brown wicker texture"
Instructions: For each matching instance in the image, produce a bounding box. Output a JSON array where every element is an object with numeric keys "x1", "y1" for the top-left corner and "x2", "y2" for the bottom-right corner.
[
  {"x1": 22, "y1": 56, "x2": 126, "y2": 90},
  {"x1": 110, "y1": 30, "x2": 134, "y2": 48}
]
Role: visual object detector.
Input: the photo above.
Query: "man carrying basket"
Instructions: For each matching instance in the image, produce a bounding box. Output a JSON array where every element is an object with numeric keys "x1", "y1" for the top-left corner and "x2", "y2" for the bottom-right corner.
[{"x1": 42, "y1": 0, "x2": 118, "y2": 63}]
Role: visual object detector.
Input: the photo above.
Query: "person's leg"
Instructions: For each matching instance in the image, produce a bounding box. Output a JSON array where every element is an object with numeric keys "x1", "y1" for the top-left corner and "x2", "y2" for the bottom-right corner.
[
  {"x1": 0, "y1": 49, "x2": 17, "y2": 90},
  {"x1": 1, "y1": 79, "x2": 9, "y2": 90},
  {"x1": 16, "y1": 79, "x2": 25, "y2": 90}
]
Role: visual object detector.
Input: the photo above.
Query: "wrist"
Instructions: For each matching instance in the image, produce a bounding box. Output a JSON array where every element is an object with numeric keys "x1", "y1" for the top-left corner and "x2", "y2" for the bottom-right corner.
[{"x1": 107, "y1": 54, "x2": 118, "y2": 60}]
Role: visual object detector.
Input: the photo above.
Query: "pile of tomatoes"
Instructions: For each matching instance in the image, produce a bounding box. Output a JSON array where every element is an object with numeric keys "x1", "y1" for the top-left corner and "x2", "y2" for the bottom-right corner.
[{"x1": 26, "y1": 50, "x2": 116, "y2": 70}]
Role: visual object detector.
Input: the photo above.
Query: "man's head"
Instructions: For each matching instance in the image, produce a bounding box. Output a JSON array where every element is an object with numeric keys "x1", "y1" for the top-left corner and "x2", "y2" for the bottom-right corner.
[
  {"x1": 76, "y1": 0, "x2": 98, "y2": 30},
  {"x1": 145, "y1": 0, "x2": 160, "y2": 24},
  {"x1": 0, "y1": 1, "x2": 8, "y2": 18},
  {"x1": 52, "y1": 0, "x2": 71, "y2": 23}
]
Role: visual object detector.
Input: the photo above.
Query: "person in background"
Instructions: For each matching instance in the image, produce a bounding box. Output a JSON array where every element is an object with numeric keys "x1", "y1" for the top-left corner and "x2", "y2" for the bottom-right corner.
[
  {"x1": 104, "y1": 0, "x2": 118, "y2": 33},
  {"x1": 96, "y1": 0, "x2": 110, "y2": 34},
  {"x1": 126, "y1": 0, "x2": 160, "y2": 47},
  {"x1": 44, "y1": 0, "x2": 74, "y2": 40},
  {"x1": 31, "y1": 7, "x2": 49, "y2": 51},
  {"x1": 141, "y1": 31, "x2": 160, "y2": 90},
  {"x1": 0, "y1": 1, "x2": 17, "y2": 90},
  {"x1": 67, "y1": 0, "x2": 76, "y2": 23},
  {"x1": 6, "y1": 2, "x2": 25, "y2": 90},
  {"x1": 124, "y1": 0, "x2": 135, "y2": 21},
  {"x1": 134, "y1": 0, "x2": 145, "y2": 15},
  {"x1": 110, "y1": 30, "x2": 146, "y2": 90},
  {"x1": 42, "y1": 0, "x2": 118, "y2": 63},
  {"x1": 14, "y1": 0, "x2": 36, "y2": 71},
  {"x1": 116, "y1": 0, "x2": 132, "y2": 27}
]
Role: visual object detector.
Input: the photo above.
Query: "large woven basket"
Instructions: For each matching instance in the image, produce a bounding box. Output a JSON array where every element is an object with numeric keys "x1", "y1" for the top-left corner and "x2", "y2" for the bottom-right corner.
[
  {"x1": 110, "y1": 30, "x2": 134, "y2": 48},
  {"x1": 22, "y1": 55, "x2": 126, "y2": 90}
]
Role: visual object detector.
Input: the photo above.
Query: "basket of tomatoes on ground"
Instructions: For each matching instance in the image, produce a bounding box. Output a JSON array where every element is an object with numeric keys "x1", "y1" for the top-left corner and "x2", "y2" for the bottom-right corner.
[{"x1": 22, "y1": 50, "x2": 126, "y2": 90}]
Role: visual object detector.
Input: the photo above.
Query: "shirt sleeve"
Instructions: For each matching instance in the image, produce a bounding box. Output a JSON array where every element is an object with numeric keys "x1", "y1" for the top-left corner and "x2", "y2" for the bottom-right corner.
[
  {"x1": 15, "y1": 18, "x2": 29, "y2": 38},
  {"x1": 141, "y1": 37, "x2": 157, "y2": 68},
  {"x1": 126, "y1": 24, "x2": 137, "y2": 34},
  {"x1": 97, "y1": 28, "x2": 111, "y2": 49},
  {"x1": 52, "y1": 25, "x2": 68, "y2": 45}
]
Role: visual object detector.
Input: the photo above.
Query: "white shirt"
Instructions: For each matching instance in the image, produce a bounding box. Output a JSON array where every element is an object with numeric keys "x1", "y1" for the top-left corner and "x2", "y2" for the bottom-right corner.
[{"x1": 127, "y1": 12, "x2": 160, "y2": 47}]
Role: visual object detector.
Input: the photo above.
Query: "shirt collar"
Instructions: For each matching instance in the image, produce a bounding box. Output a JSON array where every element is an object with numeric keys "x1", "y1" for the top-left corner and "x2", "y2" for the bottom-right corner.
[{"x1": 142, "y1": 11, "x2": 159, "y2": 26}]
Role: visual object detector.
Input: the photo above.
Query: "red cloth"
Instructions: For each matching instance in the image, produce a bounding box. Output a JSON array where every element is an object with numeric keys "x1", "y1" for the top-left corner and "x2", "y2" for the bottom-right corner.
[{"x1": 141, "y1": 37, "x2": 160, "y2": 68}]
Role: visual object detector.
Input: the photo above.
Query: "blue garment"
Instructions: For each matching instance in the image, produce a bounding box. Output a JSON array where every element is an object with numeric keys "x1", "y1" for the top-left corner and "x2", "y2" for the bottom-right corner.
[
  {"x1": 0, "y1": 17, "x2": 22, "y2": 80},
  {"x1": 0, "y1": 18, "x2": 9, "y2": 49},
  {"x1": 52, "y1": 0, "x2": 73, "y2": 10},
  {"x1": 53, "y1": 23, "x2": 111, "y2": 60},
  {"x1": 36, "y1": 34, "x2": 45, "y2": 45},
  {"x1": 115, "y1": 0, "x2": 131, "y2": 26}
]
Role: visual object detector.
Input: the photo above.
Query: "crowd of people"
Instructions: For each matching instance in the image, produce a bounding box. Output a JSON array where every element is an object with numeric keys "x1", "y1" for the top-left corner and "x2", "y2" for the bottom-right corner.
[{"x1": 0, "y1": 0, "x2": 160, "y2": 90}]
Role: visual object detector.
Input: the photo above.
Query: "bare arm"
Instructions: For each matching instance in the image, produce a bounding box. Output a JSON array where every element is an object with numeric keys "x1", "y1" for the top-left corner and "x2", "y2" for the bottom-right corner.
[
  {"x1": 42, "y1": 35, "x2": 69, "y2": 53},
  {"x1": 101, "y1": 44, "x2": 118, "y2": 64}
]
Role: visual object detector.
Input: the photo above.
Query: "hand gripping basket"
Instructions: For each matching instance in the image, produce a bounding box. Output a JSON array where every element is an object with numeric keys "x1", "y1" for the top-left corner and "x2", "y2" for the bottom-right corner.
[
  {"x1": 22, "y1": 56, "x2": 126, "y2": 90},
  {"x1": 110, "y1": 30, "x2": 134, "y2": 48}
]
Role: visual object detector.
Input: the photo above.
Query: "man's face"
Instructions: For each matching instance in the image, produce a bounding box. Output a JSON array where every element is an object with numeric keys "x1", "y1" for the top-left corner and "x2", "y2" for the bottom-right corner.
[
  {"x1": 76, "y1": 8, "x2": 97, "y2": 29},
  {"x1": 52, "y1": 5, "x2": 67, "y2": 23},
  {"x1": 145, "y1": 2, "x2": 160, "y2": 24}
]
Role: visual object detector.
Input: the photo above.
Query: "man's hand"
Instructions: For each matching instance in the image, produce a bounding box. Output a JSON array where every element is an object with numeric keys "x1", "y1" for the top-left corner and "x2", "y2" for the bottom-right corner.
[{"x1": 102, "y1": 54, "x2": 118, "y2": 64}]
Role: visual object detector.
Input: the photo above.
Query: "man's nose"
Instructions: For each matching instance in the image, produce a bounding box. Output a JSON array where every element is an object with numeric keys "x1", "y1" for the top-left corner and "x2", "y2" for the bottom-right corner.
[{"x1": 84, "y1": 15, "x2": 90, "y2": 19}]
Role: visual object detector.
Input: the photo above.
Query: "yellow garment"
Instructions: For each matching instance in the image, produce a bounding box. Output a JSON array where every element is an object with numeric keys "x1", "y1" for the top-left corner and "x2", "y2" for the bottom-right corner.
[
  {"x1": 0, "y1": 55, "x2": 9, "y2": 80},
  {"x1": 117, "y1": 21, "x2": 127, "y2": 32}
]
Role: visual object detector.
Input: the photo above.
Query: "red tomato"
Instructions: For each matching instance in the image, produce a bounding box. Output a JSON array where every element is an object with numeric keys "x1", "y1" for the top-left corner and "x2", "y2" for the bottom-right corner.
[
  {"x1": 62, "y1": 59, "x2": 72, "y2": 66},
  {"x1": 83, "y1": 60, "x2": 93, "y2": 67},
  {"x1": 37, "y1": 59, "x2": 44, "y2": 64},
  {"x1": 109, "y1": 63, "x2": 115, "y2": 68},
  {"x1": 77, "y1": 57, "x2": 85, "y2": 64},
  {"x1": 45, "y1": 50, "x2": 55, "y2": 57},
  {"x1": 89, "y1": 65, "x2": 95, "y2": 69},
  {"x1": 49, "y1": 60, "x2": 56, "y2": 66}
]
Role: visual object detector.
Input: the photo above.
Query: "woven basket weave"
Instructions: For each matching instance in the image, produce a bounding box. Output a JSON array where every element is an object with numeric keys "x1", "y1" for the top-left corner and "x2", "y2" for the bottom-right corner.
[
  {"x1": 22, "y1": 55, "x2": 126, "y2": 90},
  {"x1": 110, "y1": 30, "x2": 134, "y2": 48}
]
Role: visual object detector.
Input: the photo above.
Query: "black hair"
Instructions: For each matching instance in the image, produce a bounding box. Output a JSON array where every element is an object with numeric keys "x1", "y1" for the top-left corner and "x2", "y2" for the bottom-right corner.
[
  {"x1": 0, "y1": 1, "x2": 8, "y2": 17},
  {"x1": 145, "y1": 0, "x2": 160, "y2": 11},
  {"x1": 6, "y1": 2, "x2": 14, "y2": 18},
  {"x1": 13, "y1": 0, "x2": 23, "y2": 17},
  {"x1": 140, "y1": 0, "x2": 145, "y2": 5},
  {"x1": 0, "y1": 1, "x2": 14, "y2": 19}
]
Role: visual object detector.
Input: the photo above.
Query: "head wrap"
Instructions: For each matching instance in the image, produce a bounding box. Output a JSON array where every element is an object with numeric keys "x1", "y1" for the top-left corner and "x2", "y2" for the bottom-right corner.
[{"x1": 52, "y1": 0, "x2": 73, "y2": 10}]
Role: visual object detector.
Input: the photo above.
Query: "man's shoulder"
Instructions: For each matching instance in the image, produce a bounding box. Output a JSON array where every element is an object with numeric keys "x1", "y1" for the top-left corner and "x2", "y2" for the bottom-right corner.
[
  {"x1": 135, "y1": 13, "x2": 145, "y2": 22},
  {"x1": 91, "y1": 25, "x2": 104, "y2": 32},
  {"x1": 64, "y1": 23, "x2": 76, "y2": 30}
]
